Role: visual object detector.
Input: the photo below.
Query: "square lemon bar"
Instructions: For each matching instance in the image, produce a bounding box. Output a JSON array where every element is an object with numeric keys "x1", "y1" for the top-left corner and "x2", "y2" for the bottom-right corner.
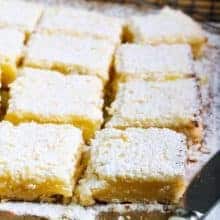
[
  {"x1": 5, "y1": 68, "x2": 104, "y2": 141},
  {"x1": 106, "y1": 79, "x2": 203, "y2": 143},
  {"x1": 76, "y1": 127, "x2": 187, "y2": 205},
  {"x1": 0, "y1": 121, "x2": 83, "y2": 202},
  {"x1": 24, "y1": 33, "x2": 116, "y2": 83},
  {"x1": 38, "y1": 7, "x2": 125, "y2": 44},
  {"x1": 127, "y1": 7, "x2": 207, "y2": 58},
  {"x1": 0, "y1": 0, "x2": 43, "y2": 38},
  {"x1": 114, "y1": 44, "x2": 193, "y2": 86},
  {"x1": 0, "y1": 28, "x2": 25, "y2": 86}
]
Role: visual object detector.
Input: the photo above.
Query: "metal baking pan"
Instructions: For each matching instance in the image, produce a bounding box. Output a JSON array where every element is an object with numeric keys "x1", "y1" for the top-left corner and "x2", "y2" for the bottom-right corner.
[{"x1": 0, "y1": 0, "x2": 219, "y2": 219}]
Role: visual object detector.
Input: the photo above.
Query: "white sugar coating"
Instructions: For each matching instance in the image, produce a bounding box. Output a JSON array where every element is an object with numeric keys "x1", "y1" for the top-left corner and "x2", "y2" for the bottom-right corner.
[
  {"x1": 128, "y1": 7, "x2": 206, "y2": 44},
  {"x1": 24, "y1": 33, "x2": 116, "y2": 82},
  {"x1": 0, "y1": 121, "x2": 83, "y2": 194},
  {"x1": 0, "y1": 0, "x2": 43, "y2": 33},
  {"x1": 89, "y1": 128, "x2": 186, "y2": 179},
  {"x1": 0, "y1": 28, "x2": 25, "y2": 62},
  {"x1": 115, "y1": 44, "x2": 193, "y2": 80},
  {"x1": 107, "y1": 79, "x2": 201, "y2": 128},
  {"x1": 7, "y1": 68, "x2": 103, "y2": 121},
  {"x1": 38, "y1": 7, "x2": 125, "y2": 44}
]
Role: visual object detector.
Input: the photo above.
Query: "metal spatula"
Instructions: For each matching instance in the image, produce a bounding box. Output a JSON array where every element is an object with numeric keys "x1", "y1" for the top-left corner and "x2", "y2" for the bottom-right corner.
[{"x1": 169, "y1": 151, "x2": 220, "y2": 220}]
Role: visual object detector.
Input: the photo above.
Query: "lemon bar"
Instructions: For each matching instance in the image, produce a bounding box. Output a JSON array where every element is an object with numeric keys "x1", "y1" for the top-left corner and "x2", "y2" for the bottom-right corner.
[
  {"x1": 5, "y1": 68, "x2": 104, "y2": 141},
  {"x1": 0, "y1": 121, "x2": 83, "y2": 202},
  {"x1": 24, "y1": 33, "x2": 116, "y2": 83},
  {"x1": 127, "y1": 7, "x2": 207, "y2": 58},
  {"x1": 114, "y1": 44, "x2": 193, "y2": 86},
  {"x1": 38, "y1": 7, "x2": 125, "y2": 44},
  {"x1": 0, "y1": 0, "x2": 43, "y2": 37},
  {"x1": 76, "y1": 127, "x2": 187, "y2": 205},
  {"x1": 106, "y1": 79, "x2": 203, "y2": 143},
  {"x1": 0, "y1": 28, "x2": 25, "y2": 86}
]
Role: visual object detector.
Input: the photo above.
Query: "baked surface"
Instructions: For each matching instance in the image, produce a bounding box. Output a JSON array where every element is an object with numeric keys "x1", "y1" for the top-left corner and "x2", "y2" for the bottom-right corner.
[
  {"x1": 114, "y1": 43, "x2": 193, "y2": 84},
  {"x1": 0, "y1": 121, "x2": 83, "y2": 201},
  {"x1": 24, "y1": 33, "x2": 116, "y2": 82},
  {"x1": 38, "y1": 7, "x2": 125, "y2": 44},
  {"x1": 0, "y1": 28, "x2": 25, "y2": 85},
  {"x1": 5, "y1": 68, "x2": 104, "y2": 141},
  {"x1": 127, "y1": 7, "x2": 207, "y2": 58},
  {"x1": 106, "y1": 79, "x2": 203, "y2": 142},
  {"x1": 76, "y1": 127, "x2": 187, "y2": 205}
]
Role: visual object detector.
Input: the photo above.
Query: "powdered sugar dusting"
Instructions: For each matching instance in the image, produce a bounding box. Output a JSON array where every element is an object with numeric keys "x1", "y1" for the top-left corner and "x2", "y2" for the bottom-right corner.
[
  {"x1": 8, "y1": 68, "x2": 103, "y2": 120},
  {"x1": 107, "y1": 79, "x2": 201, "y2": 129},
  {"x1": 115, "y1": 44, "x2": 193, "y2": 80},
  {"x1": 38, "y1": 7, "x2": 125, "y2": 44},
  {"x1": 25, "y1": 33, "x2": 116, "y2": 81},
  {"x1": 90, "y1": 128, "x2": 186, "y2": 179}
]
